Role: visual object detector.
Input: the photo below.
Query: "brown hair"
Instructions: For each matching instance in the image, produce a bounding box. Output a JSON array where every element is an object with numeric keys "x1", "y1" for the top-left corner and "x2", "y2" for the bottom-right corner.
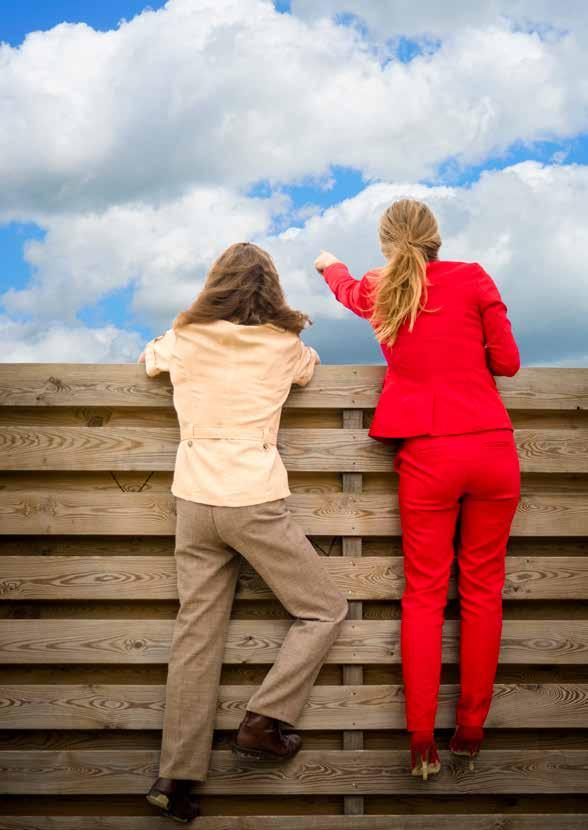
[
  {"x1": 174, "y1": 242, "x2": 310, "y2": 334},
  {"x1": 368, "y1": 199, "x2": 441, "y2": 346}
]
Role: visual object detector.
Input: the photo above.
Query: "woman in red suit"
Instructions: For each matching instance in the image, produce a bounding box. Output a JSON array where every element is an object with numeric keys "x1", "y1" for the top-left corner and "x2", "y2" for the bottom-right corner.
[{"x1": 315, "y1": 199, "x2": 521, "y2": 780}]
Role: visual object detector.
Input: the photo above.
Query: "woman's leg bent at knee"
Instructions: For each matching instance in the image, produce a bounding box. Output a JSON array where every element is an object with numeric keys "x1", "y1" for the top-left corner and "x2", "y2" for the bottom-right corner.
[{"x1": 215, "y1": 498, "x2": 348, "y2": 726}]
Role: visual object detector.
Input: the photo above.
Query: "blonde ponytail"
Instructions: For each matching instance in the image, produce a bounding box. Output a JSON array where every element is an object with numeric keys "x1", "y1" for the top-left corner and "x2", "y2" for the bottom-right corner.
[{"x1": 369, "y1": 199, "x2": 441, "y2": 347}]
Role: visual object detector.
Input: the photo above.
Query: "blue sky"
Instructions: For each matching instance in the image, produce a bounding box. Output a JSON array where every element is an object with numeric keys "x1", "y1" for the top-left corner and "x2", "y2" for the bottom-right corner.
[
  {"x1": 1, "y1": 0, "x2": 587, "y2": 363},
  {"x1": 1, "y1": 1, "x2": 167, "y2": 46}
]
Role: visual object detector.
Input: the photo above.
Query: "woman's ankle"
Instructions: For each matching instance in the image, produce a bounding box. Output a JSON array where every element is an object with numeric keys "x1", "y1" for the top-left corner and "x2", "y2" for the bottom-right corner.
[
  {"x1": 455, "y1": 724, "x2": 484, "y2": 739},
  {"x1": 409, "y1": 729, "x2": 435, "y2": 742},
  {"x1": 409, "y1": 729, "x2": 441, "y2": 776}
]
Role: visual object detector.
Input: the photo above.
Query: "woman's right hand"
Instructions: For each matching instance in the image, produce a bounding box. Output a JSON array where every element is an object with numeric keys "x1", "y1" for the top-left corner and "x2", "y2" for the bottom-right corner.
[{"x1": 314, "y1": 250, "x2": 341, "y2": 273}]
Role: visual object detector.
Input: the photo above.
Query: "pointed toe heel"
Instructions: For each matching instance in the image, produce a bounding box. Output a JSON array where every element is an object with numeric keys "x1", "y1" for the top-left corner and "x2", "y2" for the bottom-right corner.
[
  {"x1": 409, "y1": 731, "x2": 442, "y2": 781},
  {"x1": 449, "y1": 725, "x2": 483, "y2": 771}
]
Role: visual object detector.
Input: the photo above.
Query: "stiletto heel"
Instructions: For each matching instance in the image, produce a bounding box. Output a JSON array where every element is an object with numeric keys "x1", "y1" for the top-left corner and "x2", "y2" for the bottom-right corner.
[
  {"x1": 449, "y1": 725, "x2": 483, "y2": 771},
  {"x1": 409, "y1": 731, "x2": 441, "y2": 780}
]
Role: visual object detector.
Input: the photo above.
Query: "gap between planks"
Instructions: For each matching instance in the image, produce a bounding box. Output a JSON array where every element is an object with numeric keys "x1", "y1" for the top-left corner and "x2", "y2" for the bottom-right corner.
[{"x1": 342, "y1": 409, "x2": 365, "y2": 816}]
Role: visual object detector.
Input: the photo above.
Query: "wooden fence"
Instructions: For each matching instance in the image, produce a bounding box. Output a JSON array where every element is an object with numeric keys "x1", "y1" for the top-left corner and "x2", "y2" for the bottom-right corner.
[{"x1": 0, "y1": 363, "x2": 587, "y2": 829}]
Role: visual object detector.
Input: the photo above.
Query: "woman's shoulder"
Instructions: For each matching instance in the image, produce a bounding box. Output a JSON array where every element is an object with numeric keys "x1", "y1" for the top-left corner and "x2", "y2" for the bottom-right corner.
[
  {"x1": 430, "y1": 259, "x2": 485, "y2": 273},
  {"x1": 428, "y1": 260, "x2": 489, "y2": 289},
  {"x1": 362, "y1": 266, "x2": 383, "y2": 279}
]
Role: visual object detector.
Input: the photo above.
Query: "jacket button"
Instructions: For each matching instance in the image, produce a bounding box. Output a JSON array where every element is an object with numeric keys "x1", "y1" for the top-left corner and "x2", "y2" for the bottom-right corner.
[{"x1": 187, "y1": 440, "x2": 193, "y2": 447}]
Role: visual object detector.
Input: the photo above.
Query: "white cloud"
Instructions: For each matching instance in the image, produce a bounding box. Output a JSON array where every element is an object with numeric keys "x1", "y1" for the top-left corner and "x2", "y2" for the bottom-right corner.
[
  {"x1": 1, "y1": 0, "x2": 587, "y2": 365},
  {"x1": 3, "y1": 161, "x2": 588, "y2": 365},
  {"x1": 0, "y1": 316, "x2": 143, "y2": 363},
  {"x1": 290, "y1": 1, "x2": 588, "y2": 40},
  {"x1": 1, "y1": 0, "x2": 588, "y2": 217},
  {"x1": 2, "y1": 186, "x2": 283, "y2": 327}
]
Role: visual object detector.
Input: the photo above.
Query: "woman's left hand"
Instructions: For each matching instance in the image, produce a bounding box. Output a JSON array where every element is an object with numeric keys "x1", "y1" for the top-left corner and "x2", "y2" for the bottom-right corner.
[
  {"x1": 137, "y1": 349, "x2": 146, "y2": 364},
  {"x1": 314, "y1": 250, "x2": 341, "y2": 273}
]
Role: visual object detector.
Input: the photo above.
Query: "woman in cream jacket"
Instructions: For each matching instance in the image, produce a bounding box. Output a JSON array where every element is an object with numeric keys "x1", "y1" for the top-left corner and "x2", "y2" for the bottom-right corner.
[{"x1": 140, "y1": 242, "x2": 348, "y2": 822}]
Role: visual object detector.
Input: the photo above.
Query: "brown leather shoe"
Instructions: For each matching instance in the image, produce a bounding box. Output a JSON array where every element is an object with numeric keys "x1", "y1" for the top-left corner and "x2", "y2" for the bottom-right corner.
[
  {"x1": 231, "y1": 710, "x2": 302, "y2": 761},
  {"x1": 146, "y1": 777, "x2": 200, "y2": 823}
]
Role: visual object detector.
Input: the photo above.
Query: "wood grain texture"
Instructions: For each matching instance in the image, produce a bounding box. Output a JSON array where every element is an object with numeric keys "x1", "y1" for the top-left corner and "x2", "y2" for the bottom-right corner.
[
  {"x1": 1, "y1": 426, "x2": 586, "y2": 473},
  {"x1": 340, "y1": 410, "x2": 365, "y2": 815},
  {"x1": 1, "y1": 817, "x2": 587, "y2": 830},
  {"x1": 0, "y1": 365, "x2": 586, "y2": 410},
  {"x1": 1, "y1": 491, "x2": 586, "y2": 535},
  {"x1": 1, "y1": 749, "x2": 587, "y2": 794},
  {"x1": 0, "y1": 683, "x2": 586, "y2": 730},
  {"x1": 0, "y1": 619, "x2": 585, "y2": 665},
  {"x1": 2, "y1": 556, "x2": 587, "y2": 600},
  {"x1": 1, "y1": 363, "x2": 587, "y2": 821}
]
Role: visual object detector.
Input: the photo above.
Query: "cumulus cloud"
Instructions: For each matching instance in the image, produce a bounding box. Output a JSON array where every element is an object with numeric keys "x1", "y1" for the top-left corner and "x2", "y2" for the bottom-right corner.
[
  {"x1": 1, "y1": 0, "x2": 587, "y2": 365},
  {"x1": 1, "y1": 0, "x2": 588, "y2": 217},
  {"x1": 290, "y1": 1, "x2": 588, "y2": 40},
  {"x1": 4, "y1": 160, "x2": 586, "y2": 364},
  {"x1": 0, "y1": 316, "x2": 142, "y2": 363},
  {"x1": 2, "y1": 186, "x2": 284, "y2": 327}
]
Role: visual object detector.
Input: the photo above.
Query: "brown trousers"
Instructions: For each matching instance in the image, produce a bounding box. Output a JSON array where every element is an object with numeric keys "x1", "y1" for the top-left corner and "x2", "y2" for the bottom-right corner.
[{"x1": 158, "y1": 496, "x2": 349, "y2": 781}]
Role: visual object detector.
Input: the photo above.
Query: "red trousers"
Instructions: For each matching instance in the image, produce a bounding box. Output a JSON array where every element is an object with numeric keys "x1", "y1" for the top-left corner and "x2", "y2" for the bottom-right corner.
[{"x1": 394, "y1": 429, "x2": 521, "y2": 731}]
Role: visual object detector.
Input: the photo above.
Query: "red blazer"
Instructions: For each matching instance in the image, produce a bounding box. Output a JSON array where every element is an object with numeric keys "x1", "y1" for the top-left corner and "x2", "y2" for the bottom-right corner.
[{"x1": 322, "y1": 259, "x2": 520, "y2": 442}]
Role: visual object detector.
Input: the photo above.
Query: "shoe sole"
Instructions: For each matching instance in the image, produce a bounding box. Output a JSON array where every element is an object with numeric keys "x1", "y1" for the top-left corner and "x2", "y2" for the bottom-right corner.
[
  {"x1": 146, "y1": 792, "x2": 169, "y2": 810},
  {"x1": 146, "y1": 792, "x2": 197, "y2": 823},
  {"x1": 410, "y1": 760, "x2": 441, "y2": 781}
]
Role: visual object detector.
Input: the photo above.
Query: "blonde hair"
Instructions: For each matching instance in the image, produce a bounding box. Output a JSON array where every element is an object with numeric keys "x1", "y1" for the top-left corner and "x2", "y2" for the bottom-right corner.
[{"x1": 369, "y1": 199, "x2": 441, "y2": 346}]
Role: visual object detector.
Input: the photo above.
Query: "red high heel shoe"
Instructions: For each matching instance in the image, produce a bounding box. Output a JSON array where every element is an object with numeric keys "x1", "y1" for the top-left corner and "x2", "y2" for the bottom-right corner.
[
  {"x1": 449, "y1": 725, "x2": 484, "y2": 770},
  {"x1": 409, "y1": 730, "x2": 441, "y2": 781}
]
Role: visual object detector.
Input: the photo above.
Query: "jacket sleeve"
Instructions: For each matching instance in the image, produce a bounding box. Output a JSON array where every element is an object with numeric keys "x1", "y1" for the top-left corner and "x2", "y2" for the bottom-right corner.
[
  {"x1": 292, "y1": 339, "x2": 320, "y2": 387},
  {"x1": 476, "y1": 266, "x2": 520, "y2": 377},
  {"x1": 144, "y1": 328, "x2": 176, "y2": 377},
  {"x1": 322, "y1": 262, "x2": 374, "y2": 320}
]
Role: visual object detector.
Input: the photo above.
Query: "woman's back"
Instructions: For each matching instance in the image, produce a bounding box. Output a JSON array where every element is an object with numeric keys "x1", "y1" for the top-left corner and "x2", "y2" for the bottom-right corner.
[
  {"x1": 171, "y1": 319, "x2": 312, "y2": 432},
  {"x1": 384, "y1": 260, "x2": 497, "y2": 373},
  {"x1": 321, "y1": 258, "x2": 520, "y2": 439}
]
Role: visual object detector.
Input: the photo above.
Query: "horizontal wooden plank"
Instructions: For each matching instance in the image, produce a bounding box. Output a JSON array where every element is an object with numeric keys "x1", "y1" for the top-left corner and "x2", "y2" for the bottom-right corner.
[
  {"x1": 0, "y1": 365, "x2": 175, "y2": 409},
  {"x1": 0, "y1": 683, "x2": 585, "y2": 730},
  {"x1": 514, "y1": 429, "x2": 588, "y2": 473},
  {"x1": 1, "y1": 749, "x2": 587, "y2": 794},
  {"x1": 1, "y1": 491, "x2": 586, "y2": 536},
  {"x1": 0, "y1": 619, "x2": 585, "y2": 665},
  {"x1": 3, "y1": 556, "x2": 587, "y2": 601},
  {"x1": 1, "y1": 426, "x2": 586, "y2": 473},
  {"x1": 1, "y1": 816, "x2": 587, "y2": 830},
  {"x1": 0, "y1": 365, "x2": 586, "y2": 411}
]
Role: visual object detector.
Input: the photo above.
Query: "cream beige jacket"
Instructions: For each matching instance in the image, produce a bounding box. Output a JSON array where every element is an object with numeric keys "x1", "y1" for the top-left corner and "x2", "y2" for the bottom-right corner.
[{"x1": 144, "y1": 320, "x2": 320, "y2": 506}]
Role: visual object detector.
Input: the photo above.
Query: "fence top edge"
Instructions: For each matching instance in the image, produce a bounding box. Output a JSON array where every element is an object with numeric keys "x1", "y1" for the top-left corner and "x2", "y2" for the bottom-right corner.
[{"x1": 0, "y1": 364, "x2": 586, "y2": 410}]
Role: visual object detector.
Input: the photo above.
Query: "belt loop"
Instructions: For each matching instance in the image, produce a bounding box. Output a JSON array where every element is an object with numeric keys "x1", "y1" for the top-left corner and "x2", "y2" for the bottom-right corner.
[
  {"x1": 179, "y1": 423, "x2": 194, "y2": 441},
  {"x1": 262, "y1": 425, "x2": 276, "y2": 448}
]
